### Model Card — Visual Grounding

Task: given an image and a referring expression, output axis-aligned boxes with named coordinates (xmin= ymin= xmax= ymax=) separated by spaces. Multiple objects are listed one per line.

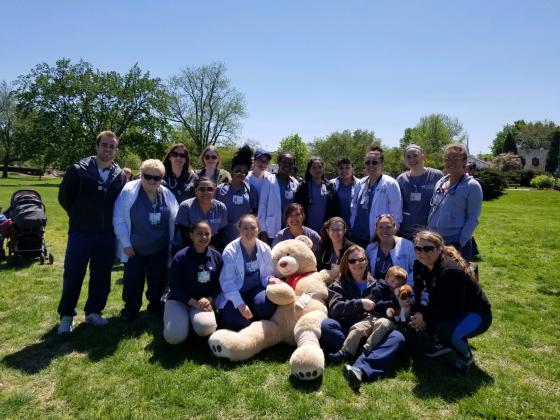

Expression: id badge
xmin=198 ymin=271 xmax=211 ymax=283
xmin=361 ymin=193 xmax=369 ymax=209
xmin=410 ymin=192 xmax=422 ymax=202
xmin=285 ymin=190 xmax=294 ymax=200
xmin=233 ymin=195 xmax=244 ymax=205
xmin=149 ymin=212 xmax=161 ymax=226
xmin=245 ymin=260 xmax=259 ymax=273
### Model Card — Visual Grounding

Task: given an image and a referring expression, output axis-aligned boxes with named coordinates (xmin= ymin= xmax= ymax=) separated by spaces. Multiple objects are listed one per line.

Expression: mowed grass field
xmin=0 ymin=174 xmax=559 ymax=419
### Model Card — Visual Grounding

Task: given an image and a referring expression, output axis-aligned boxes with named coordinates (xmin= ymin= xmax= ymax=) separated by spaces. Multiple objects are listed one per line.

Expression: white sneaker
xmin=57 ymin=316 xmax=74 ymax=334
xmin=85 ymin=313 xmax=109 ymax=327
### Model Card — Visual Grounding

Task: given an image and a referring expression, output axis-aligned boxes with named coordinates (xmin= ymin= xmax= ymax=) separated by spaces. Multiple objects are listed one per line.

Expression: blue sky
xmin=2 ymin=0 xmax=559 ymax=154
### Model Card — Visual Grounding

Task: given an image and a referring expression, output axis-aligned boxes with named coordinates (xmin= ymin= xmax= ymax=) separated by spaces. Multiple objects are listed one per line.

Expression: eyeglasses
xmin=443 ymin=156 xmax=465 ymax=162
xmin=143 ymin=173 xmax=162 ymax=181
xmin=328 ymin=227 xmax=346 ymax=232
xmin=197 ymin=186 xmax=215 ymax=192
xmin=171 ymin=151 xmax=187 ymax=158
xmin=414 ymin=245 xmax=436 ymax=253
xmin=204 ymin=154 xmax=218 ymax=160
xmin=364 ymin=160 xmax=381 ymax=166
xmin=348 ymin=256 xmax=366 ymax=265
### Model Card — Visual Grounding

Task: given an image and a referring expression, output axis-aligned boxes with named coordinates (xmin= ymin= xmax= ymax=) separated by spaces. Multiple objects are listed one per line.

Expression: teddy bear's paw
xmin=208 ymin=330 xmax=238 ymax=360
xmin=289 ymin=344 xmax=324 ymax=381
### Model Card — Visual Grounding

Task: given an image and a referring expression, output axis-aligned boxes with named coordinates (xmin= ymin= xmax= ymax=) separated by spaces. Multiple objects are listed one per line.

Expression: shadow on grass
xmin=411 ymin=355 xmax=493 ymax=402
xmin=1 ymin=313 xmax=161 ymax=375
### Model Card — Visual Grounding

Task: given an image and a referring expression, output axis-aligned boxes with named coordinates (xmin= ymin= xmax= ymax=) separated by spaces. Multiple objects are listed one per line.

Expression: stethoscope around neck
xmin=429 ymin=175 xmax=465 ymax=208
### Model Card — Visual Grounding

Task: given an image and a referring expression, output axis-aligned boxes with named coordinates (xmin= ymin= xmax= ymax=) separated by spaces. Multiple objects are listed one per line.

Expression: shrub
xmin=477 ymin=169 xmax=507 ymax=200
xmin=530 ymin=175 xmax=555 ymax=189
xmin=503 ymin=169 xmax=548 ymax=186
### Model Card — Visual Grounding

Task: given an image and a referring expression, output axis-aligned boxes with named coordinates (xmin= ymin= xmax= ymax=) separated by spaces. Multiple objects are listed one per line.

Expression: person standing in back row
xmin=396 ymin=144 xmax=443 ymax=240
xmin=57 ymin=131 xmax=126 ymax=334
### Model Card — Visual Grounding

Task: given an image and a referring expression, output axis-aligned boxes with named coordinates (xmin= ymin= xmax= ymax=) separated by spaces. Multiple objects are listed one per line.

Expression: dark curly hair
xmin=231 ymin=144 xmax=254 ymax=170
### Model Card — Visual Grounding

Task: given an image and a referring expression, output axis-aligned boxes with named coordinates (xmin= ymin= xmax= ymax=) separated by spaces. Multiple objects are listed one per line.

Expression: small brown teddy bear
xmin=209 ymin=237 xmax=336 ymax=380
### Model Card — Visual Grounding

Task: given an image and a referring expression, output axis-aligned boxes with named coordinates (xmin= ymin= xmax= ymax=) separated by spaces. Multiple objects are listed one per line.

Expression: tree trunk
xmin=2 ymin=153 xmax=9 ymax=178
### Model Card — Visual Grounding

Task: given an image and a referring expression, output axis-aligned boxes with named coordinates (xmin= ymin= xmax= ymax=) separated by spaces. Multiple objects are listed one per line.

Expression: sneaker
xmin=328 ymin=349 xmax=352 ymax=364
xmin=424 ymin=341 xmax=453 ymax=358
xmin=57 ymin=316 xmax=74 ymax=335
xmin=342 ymin=365 xmax=362 ymax=390
xmin=85 ymin=313 xmax=109 ymax=327
xmin=452 ymin=352 xmax=475 ymax=374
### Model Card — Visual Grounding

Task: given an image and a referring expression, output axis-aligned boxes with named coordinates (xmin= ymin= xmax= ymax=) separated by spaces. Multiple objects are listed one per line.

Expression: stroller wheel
xmin=40 ymin=255 xmax=45 ymax=265
xmin=49 ymin=253 xmax=54 ymax=264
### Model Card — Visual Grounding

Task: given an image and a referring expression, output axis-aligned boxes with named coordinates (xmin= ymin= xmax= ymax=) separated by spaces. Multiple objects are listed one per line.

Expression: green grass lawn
xmin=1 ymin=174 xmax=559 ymax=419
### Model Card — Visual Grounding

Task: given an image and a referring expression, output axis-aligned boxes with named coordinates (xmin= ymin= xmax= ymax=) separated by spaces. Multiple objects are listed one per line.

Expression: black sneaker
xmin=424 ymin=341 xmax=453 ymax=358
xmin=452 ymin=352 xmax=475 ymax=374
xmin=328 ymin=349 xmax=352 ymax=364
xmin=342 ymin=365 xmax=362 ymax=390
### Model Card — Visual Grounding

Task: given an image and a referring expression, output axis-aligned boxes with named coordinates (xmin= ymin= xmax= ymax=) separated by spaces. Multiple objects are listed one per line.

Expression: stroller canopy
xmin=10 ymin=190 xmax=47 ymax=228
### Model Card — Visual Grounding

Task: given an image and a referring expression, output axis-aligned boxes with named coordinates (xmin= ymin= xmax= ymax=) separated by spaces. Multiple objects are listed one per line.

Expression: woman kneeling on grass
xmin=163 ymin=221 xmax=222 ymax=344
xmin=410 ymin=230 xmax=492 ymax=373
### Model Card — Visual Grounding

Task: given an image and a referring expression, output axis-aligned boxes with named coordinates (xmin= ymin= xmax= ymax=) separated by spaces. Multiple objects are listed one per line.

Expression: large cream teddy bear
xmin=208 ymin=237 xmax=336 ymax=380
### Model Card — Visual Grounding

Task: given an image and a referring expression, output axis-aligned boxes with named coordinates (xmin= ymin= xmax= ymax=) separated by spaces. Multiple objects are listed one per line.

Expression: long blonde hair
xmin=414 ymin=230 xmax=476 ymax=282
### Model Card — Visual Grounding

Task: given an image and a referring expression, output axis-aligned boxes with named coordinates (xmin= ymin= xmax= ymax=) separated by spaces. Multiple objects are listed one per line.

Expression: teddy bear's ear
xmin=294 ymin=235 xmax=313 ymax=249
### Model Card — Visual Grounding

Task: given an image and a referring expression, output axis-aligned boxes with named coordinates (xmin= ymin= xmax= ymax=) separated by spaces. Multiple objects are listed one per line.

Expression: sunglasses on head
xmin=414 ymin=245 xmax=436 ymax=253
xmin=143 ymin=173 xmax=162 ymax=181
xmin=204 ymin=154 xmax=218 ymax=160
xmin=364 ymin=160 xmax=381 ymax=166
xmin=348 ymin=256 xmax=366 ymax=265
xmin=171 ymin=151 xmax=187 ymax=158
xmin=197 ymin=186 xmax=215 ymax=192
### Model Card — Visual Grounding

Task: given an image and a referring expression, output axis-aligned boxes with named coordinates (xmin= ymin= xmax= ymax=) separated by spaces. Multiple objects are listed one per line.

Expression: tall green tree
xmin=16 ymin=59 xmax=170 ymax=169
xmin=0 ymin=81 xmax=19 ymax=177
xmin=277 ymin=133 xmax=308 ymax=174
xmin=308 ymin=129 xmax=379 ymax=176
xmin=167 ymin=62 xmax=247 ymax=155
xmin=502 ymin=131 xmax=518 ymax=154
xmin=545 ymin=130 xmax=560 ymax=174
xmin=399 ymin=113 xmax=466 ymax=167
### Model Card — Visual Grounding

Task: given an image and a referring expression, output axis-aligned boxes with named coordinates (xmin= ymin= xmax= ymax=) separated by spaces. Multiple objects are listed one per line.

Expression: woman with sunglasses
xmin=349 ymin=144 xmax=402 ymax=248
xmin=215 ymin=145 xmax=259 ymax=244
xmin=216 ymin=214 xmax=279 ymax=331
xmin=396 ymin=144 xmax=443 ymax=240
xmin=162 ymin=143 xmax=198 ymax=204
xmin=294 ymin=157 xmax=338 ymax=233
xmin=427 ymin=143 xmax=482 ymax=261
xmin=271 ymin=203 xmax=321 ymax=254
xmin=316 ymin=217 xmax=354 ymax=275
xmin=197 ymin=145 xmax=232 ymax=185
xmin=321 ymin=245 xmax=405 ymax=389
xmin=410 ymin=230 xmax=491 ymax=373
xmin=163 ymin=221 xmax=222 ymax=344
xmin=114 ymin=159 xmax=179 ymax=321
xmin=172 ymin=176 xmax=228 ymax=255
xmin=365 ymin=214 xmax=415 ymax=284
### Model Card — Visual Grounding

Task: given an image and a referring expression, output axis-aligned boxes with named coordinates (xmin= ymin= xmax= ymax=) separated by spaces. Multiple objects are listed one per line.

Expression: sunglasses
xmin=364 ymin=160 xmax=381 ymax=166
xmin=414 ymin=245 xmax=436 ymax=253
xmin=143 ymin=173 xmax=162 ymax=181
xmin=197 ymin=186 xmax=215 ymax=192
xmin=171 ymin=151 xmax=187 ymax=158
xmin=348 ymin=256 xmax=366 ymax=265
xmin=204 ymin=154 xmax=218 ymax=160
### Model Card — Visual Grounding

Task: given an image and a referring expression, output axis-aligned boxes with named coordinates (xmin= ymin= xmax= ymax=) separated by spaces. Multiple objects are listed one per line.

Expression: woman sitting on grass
xmin=163 ymin=221 xmax=222 ymax=344
xmin=216 ymin=214 xmax=280 ymax=331
xmin=410 ymin=230 xmax=492 ymax=373
xmin=320 ymin=245 xmax=405 ymax=390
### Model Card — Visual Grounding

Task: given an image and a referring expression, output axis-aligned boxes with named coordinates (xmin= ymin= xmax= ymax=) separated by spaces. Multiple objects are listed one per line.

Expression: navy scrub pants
xmin=57 ymin=231 xmax=115 ymax=317
xmin=220 ymin=286 xmax=276 ymax=331
xmin=121 ymin=248 xmax=168 ymax=317
xmin=321 ymin=318 xmax=405 ymax=381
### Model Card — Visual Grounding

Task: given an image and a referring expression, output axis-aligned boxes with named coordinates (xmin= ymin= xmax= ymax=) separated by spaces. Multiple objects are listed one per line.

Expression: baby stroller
xmin=6 ymin=190 xmax=54 ymax=265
